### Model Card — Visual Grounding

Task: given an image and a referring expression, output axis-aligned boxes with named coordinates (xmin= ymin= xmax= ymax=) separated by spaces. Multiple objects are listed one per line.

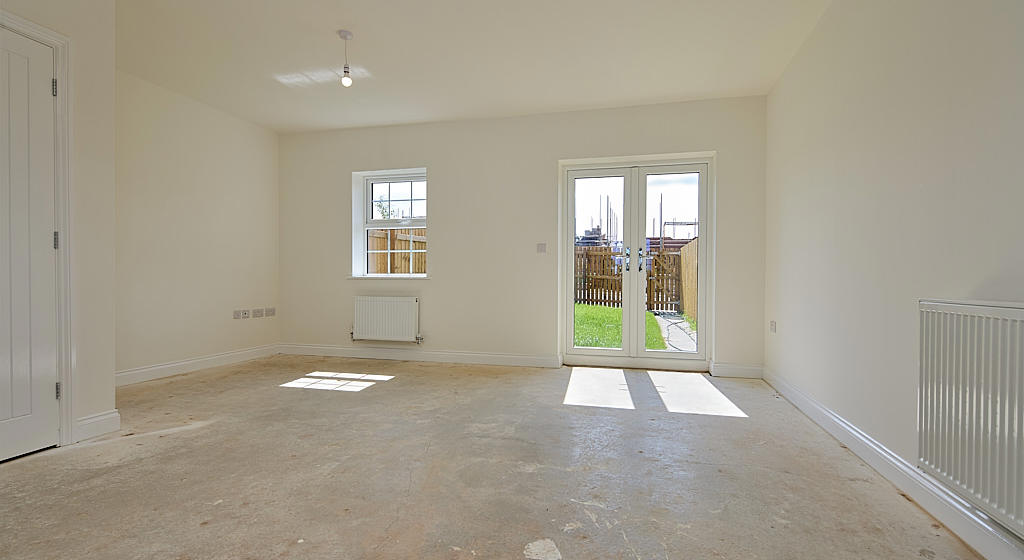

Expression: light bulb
xmin=341 ymin=74 xmax=353 ymax=87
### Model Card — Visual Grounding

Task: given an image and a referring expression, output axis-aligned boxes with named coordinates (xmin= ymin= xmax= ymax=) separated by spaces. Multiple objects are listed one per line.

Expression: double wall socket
xmin=234 ymin=307 xmax=276 ymax=319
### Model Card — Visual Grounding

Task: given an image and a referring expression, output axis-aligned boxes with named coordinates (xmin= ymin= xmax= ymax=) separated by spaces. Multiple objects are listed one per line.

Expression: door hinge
xmin=52 ymin=78 xmax=57 ymax=97
xmin=55 ymin=381 xmax=61 ymax=400
xmin=53 ymin=231 xmax=59 ymax=250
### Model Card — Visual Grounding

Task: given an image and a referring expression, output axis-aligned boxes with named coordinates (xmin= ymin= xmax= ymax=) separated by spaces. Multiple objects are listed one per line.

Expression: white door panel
xmin=567 ymin=169 xmax=632 ymax=357
xmin=0 ymin=27 xmax=58 ymax=461
xmin=634 ymin=164 xmax=707 ymax=361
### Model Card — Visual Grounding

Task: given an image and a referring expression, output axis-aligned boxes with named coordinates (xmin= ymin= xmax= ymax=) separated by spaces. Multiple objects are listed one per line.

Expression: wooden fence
xmin=574 ymin=247 xmax=622 ymax=307
xmin=367 ymin=228 xmax=427 ymax=274
xmin=645 ymin=251 xmax=681 ymax=311
xmin=575 ymin=239 xmax=698 ymax=317
xmin=679 ymin=238 xmax=698 ymax=319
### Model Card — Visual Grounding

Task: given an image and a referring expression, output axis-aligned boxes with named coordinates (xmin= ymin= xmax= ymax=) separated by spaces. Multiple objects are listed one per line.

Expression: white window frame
xmin=351 ymin=167 xmax=428 ymax=278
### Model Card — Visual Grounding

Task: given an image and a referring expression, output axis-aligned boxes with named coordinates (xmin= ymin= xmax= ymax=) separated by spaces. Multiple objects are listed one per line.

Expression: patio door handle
xmin=624 ymin=247 xmax=630 ymax=272
xmin=638 ymin=248 xmax=645 ymax=272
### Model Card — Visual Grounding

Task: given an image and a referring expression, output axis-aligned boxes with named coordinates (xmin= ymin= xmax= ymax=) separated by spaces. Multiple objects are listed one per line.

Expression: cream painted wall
xmin=766 ymin=0 xmax=1024 ymax=461
xmin=116 ymin=71 xmax=279 ymax=371
xmin=2 ymin=0 xmax=118 ymax=428
xmin=281 ymin=98 xmax=766 ymax=367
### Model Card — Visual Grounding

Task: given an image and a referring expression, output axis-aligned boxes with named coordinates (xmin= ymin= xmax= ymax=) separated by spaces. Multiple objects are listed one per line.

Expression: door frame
xmin=1 ymin=10 xmax=73 ymax=446
xmin=558 ymin=152 xmax=716 ymax=372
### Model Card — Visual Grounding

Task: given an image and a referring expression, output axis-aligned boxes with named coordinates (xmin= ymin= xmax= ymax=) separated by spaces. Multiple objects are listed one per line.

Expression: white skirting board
xmin=765 ymin=370 xmax=1024 ymax=560
xmin=709 ymin=361 xmax=763 ymax=378
xmin=117 ymin=344 xmax=754 ymax=384
xmin=115 ymin=344 xmax=279 ymax=386
xmin=116 ymin=343 xmax=557 ymax=390
xmin=277 ymin=344 xmax=561 ymax=368
xmin=72 ymin=410 xmax=121 ymax=443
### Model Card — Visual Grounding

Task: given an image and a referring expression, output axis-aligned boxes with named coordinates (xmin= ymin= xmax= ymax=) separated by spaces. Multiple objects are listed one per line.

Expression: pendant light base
xmin=337 ymin=29 xmax=353 ymax=40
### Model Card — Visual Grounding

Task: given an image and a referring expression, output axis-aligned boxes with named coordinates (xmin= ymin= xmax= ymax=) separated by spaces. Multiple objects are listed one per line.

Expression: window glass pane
xmin=367 ymin=252 xmax=389 ymax=274
xmin=367 ymin=229 xmax=389 ymax=251
xmin=391 ymin=252 xmax=410 ymax=274
xmin=412 ymin=181 xmax=426 ymax=199
xmin=371 ymin=183 xmax=392 ymax=219
xmin=644 ymin=172 xmax=699 ymax=353
xmin=371 ymin=200 xmax=391 ymax=220
xmin=411 ymin=251 xmax=427 ymax=274
xmin=572 ymin=176 xmax=624 ymax=349
xmin=393 ymin=201 xmax=412 ymax=219
xmin=393 ymin=228 xmax=411 ymax=251
xmin=390 ymin=181 xmax=412 ymax=200
xmin=412 ymin=200 xmax=426 ymax=218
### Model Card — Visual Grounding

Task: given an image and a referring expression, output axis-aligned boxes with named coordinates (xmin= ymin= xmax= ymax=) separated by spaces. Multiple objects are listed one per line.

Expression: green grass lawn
xmin=573 ymin=303 xmax=667 ymax=350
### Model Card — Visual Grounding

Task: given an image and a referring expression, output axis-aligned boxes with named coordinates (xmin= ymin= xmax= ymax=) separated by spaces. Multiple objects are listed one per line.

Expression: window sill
xmin=348 ymin=275 xmax=430 ymax=280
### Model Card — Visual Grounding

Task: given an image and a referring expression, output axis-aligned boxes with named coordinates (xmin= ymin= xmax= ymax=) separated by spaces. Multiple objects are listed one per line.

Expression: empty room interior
xmin=2 ymin=0 xmax=1024 ymax=558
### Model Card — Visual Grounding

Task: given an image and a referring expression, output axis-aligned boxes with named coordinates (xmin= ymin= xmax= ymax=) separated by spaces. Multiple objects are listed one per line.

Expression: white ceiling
xmin=116 ymin=0 xmax=830 ymax=132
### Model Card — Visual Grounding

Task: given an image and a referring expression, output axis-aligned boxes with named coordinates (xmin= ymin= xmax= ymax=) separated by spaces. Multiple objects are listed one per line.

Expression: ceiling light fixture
xmin=337 ymin=29 xmax=354 ymax=87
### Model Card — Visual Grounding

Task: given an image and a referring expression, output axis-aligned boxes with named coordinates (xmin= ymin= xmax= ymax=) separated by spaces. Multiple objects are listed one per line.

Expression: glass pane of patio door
xmin=572 ymin=174 xmax=626 ymax=350
xmin=641 ymin=169 xmax=700 ymax=354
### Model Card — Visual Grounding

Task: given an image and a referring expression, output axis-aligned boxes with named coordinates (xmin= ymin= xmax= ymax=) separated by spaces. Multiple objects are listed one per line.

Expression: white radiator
xmin=919 ymin=299 xmax=1024 ymax=539
xmin=353 ymin=296 xmax=421 ymax=343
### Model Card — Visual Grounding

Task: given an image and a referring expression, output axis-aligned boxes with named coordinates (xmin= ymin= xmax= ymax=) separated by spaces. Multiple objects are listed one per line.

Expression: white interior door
xmin=0 ymin=27 xmax=59 ymax=461
xmin=565 ymin=161 xmax=709 ymax=370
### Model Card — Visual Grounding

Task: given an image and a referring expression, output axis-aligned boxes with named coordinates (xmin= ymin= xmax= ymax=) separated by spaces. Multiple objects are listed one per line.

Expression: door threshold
xmin=563 ymin=355 xmax=709 ymax=373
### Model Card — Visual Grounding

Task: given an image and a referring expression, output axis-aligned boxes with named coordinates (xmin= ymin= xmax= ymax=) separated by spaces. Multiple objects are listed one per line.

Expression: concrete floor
xmin=0 ymin=355 xmax=979 ymax=559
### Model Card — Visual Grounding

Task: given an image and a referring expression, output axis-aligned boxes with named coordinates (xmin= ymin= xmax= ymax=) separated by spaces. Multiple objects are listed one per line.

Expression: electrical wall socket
xmin=235 ymin=308 xmax=273 ymax=319
xmin=769 ymin=320 xmax=777 ymax=333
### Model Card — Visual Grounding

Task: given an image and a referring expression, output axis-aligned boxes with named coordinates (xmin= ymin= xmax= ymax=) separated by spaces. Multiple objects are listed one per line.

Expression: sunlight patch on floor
xmin=563 ymin=367 xmax=635 ymax=409
xmin=280 ymin=378 xmax=375 ymax=391
xmin=279 ymin=372 xmax=394 ymax=392
xmin=648 ymin=371 xmax=747 ymax=417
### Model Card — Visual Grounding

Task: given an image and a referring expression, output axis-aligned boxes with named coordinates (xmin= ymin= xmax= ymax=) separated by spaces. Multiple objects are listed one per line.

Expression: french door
xmin=564 ymin=162 xmax=709 ymax=369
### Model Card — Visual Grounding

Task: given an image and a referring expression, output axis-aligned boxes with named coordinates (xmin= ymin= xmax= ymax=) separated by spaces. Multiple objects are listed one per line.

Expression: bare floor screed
xmin=0 ymin=355 xmax=979 ymax=559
